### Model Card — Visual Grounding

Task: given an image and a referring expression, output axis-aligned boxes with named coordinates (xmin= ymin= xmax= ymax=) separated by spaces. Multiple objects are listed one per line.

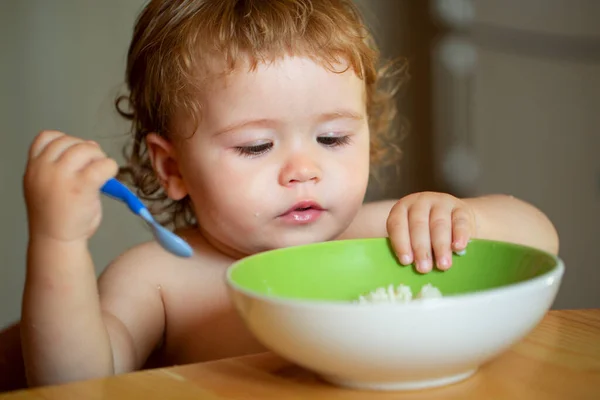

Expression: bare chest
xmin=150 ymin=266 xmax=267 ymax=367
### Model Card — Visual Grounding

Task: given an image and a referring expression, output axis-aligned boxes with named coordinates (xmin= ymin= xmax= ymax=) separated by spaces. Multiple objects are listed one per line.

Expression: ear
xmin=146 ymin=133 xmax=188 ymax=201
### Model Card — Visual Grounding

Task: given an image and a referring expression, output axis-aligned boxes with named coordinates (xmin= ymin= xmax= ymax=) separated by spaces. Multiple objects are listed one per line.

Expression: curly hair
xmin=116 ymin=0 xmax=408 ymax=229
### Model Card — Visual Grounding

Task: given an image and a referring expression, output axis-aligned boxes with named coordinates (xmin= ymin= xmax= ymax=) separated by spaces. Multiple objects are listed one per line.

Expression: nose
xmin=278 ymin=153 xmax=322 ymax=187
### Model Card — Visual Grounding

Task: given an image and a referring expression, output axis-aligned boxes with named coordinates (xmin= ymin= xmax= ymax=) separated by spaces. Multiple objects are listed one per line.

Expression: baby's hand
xmin=23 ymin=131 xmax=119 ymax=243
xmin=386 ymin=192 xmax=477 ymax=273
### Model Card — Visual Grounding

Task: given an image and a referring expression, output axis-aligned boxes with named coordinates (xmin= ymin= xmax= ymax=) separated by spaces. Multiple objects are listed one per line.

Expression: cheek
xmin=345 ymin=136 xmax=371 ymax=200
xmin=340 ymin=135 xmax=370 ymax=181
xmin=187 ymin=155 xmax=276 ymax=220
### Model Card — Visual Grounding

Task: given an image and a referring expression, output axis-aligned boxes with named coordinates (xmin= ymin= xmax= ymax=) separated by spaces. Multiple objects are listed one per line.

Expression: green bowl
xmin=226 ymin=238 xmax=564 ymax=391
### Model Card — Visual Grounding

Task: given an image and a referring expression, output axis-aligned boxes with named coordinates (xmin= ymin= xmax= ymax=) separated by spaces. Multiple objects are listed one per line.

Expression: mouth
xmin=281 ymin=201 xmax=325 ymax=216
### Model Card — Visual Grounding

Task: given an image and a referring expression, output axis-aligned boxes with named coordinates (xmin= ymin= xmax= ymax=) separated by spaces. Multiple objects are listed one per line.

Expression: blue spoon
xmin=100 ymin=178 xmax=193 ymax=258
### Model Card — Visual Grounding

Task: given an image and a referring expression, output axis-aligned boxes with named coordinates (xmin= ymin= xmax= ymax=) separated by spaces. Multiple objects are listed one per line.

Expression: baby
xmin=17 ymin=0 xmax=559 ymax=388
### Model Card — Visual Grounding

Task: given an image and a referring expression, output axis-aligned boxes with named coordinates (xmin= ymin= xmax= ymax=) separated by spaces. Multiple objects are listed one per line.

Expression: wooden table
xmin=2 ymin=309 xmax=599 ymax=399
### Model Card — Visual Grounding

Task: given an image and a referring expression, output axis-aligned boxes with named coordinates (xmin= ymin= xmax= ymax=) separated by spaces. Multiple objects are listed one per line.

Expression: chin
xmin=260 ymin=229 xmax=341 ymax=251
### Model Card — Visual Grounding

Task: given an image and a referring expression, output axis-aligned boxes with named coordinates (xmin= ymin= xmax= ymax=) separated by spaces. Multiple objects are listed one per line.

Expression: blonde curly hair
xmin=116 ymin=0 xmax=408 ymax=229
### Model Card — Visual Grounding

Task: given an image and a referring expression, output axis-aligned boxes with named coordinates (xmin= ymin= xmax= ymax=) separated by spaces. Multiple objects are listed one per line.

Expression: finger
xmin=80 ymin=158 xmax=119 ymax=188
xmin=29 ymin=130 xmax=65 ymax=159
xmin=429 ymin=205 xmax=453 ymax=270
xmin=38 ymin=135 xmax=85 ymax=162
xmin=408 ymin=202 xmax=433 ymax=273
xmin=386 ymin=203 xmax=413 ymax=265
xmin=452 ymin=207 xmax=473 ymax=254
xmin=56 ymin=141 xmax=107 ymax=172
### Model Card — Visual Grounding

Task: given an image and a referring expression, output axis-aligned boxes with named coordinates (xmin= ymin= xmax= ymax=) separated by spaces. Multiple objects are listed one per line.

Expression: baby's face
xmin=172 ymin=55 xmax=370 ymax=257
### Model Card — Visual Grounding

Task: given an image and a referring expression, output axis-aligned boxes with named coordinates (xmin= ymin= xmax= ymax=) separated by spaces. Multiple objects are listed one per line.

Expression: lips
xmin=281 ymin=201 xmax=324 ymax=216
xmin=278 ymin=201 xmax=325 ymax=225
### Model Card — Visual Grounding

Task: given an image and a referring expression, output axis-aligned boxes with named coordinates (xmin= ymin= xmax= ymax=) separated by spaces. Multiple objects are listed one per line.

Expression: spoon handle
xmin=100 ymin=178 xmax=146 ymax=215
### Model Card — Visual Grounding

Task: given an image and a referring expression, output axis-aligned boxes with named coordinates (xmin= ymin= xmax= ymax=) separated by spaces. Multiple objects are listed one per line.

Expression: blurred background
xmin=0 ymin=0 xmax=598 ymax=329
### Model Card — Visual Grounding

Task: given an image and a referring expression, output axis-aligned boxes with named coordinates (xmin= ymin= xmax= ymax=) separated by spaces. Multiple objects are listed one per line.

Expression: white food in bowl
xmin=357 ymin=283 xmax=442 ymax=303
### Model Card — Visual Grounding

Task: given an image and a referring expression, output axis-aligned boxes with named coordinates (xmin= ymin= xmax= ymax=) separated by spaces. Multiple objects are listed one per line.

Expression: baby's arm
xmin=463 ymin=194 xmax=559 ymax=255
xmin=21 ymin=241 xmax=166 ymax=387
xmin=21 ymin=131 xmax=165 ymax=387
xmin=22 ymin=237 xmax=113 ymax=385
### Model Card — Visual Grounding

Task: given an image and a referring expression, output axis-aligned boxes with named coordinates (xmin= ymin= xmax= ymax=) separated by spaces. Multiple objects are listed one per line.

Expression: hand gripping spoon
xmin=100 ymin=178 xmax=193 ymax=258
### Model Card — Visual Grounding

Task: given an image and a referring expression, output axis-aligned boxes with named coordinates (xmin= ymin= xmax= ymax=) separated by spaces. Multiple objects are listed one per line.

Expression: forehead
xmin=200 ymin=55 xmax=366 ymax=121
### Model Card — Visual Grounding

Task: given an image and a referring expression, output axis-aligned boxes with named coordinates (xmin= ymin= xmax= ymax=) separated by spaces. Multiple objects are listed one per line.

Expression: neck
xmin=195 ymin=226 xmax=254 ymax=261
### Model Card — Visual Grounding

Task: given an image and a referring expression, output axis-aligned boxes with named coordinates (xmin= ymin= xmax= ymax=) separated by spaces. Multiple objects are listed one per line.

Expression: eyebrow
xmin=213 ymin=109 xmax=365 ymax=136
xmin=315 ymin=110 xmax=365 ymax=123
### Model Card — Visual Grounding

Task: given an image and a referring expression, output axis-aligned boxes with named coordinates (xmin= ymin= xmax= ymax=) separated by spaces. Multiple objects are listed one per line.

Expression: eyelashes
xmin=234 ymin=135 xmax=352 ymax=158
xmin=316 ymin=135 xmax=351 ymax=147
xmin=234 ymin=142 xmax=272 ymax=157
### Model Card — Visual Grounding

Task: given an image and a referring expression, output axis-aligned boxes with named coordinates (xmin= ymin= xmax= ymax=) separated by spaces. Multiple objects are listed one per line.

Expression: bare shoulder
xmin=337 ymin=200 xmax=397 ymax=240
xmin=98 ymin=240 xmax=184 ymax=290
xmin=98 ymin=229 xmax=228 ymax=289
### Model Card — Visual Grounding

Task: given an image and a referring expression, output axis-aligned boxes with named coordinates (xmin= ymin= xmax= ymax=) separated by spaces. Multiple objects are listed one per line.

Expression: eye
xmin=317 ymin=135 xmax=352 ymax=148
xmin=234 ymin=142 xmax=273 ymax=157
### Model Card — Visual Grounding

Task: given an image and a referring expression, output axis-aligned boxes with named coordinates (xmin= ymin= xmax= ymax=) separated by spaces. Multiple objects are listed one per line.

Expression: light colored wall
xmin=0 ymin=0 xmax=151 ymax=328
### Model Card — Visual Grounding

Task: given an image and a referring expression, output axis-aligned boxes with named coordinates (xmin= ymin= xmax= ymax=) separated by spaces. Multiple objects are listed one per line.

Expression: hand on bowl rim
xmin=386 ymin=192 xmax=477 ymax=274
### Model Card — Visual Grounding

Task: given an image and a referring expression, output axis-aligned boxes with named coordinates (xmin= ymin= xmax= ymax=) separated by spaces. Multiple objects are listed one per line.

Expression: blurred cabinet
xmin=431 ymin=0 xmax=600 ymax=309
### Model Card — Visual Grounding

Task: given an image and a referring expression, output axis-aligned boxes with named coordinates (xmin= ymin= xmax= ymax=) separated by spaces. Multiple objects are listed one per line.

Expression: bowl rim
xmin=225 ymin=238 xmax=565 ymax=310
